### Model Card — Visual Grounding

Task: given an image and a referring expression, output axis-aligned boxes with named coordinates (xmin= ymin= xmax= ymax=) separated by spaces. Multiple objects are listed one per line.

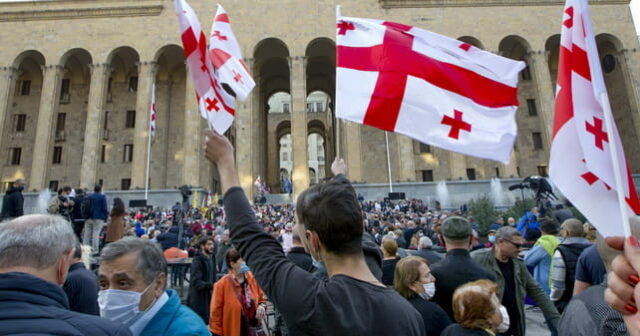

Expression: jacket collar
xmin=445 ymin=248 xmax=470 ymax=257
xmin=140 ymin=290 xmax=180 ymax=336
xmin=68 ymin=262 xmax=86 ymax=273
xmin=0 ymin=272 xmax=69 ymax=309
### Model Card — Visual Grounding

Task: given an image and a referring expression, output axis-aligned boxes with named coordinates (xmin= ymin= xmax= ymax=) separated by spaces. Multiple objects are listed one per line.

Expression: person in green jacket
xmin=472 ymin=226 xmax=560 ymax=336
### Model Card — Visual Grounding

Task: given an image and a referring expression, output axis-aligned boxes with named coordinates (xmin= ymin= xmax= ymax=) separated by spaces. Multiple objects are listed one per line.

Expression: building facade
xmin=0 ymin=0 xmax=639 ymax=201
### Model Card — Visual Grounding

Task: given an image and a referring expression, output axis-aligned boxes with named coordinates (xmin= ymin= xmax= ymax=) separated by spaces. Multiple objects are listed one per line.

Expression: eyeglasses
xmin=504 ymin=239 xmax=523 ymax=249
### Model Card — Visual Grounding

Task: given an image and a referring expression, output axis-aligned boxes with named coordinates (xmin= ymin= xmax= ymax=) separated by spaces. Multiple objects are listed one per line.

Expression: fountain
xmin=490 ymin=178 xmax=506 ymax=206
xmin=436 ymin=181 xmax=450 ymax=210
xmin=36 ymin=188 xmax=52 ymax=214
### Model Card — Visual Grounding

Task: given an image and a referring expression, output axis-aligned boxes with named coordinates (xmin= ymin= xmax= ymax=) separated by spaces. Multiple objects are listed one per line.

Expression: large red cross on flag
xmin=208 ymin=5 xmax=255 ymax=102
xmin=336 ymin=16 xmax=525 ymax=163
xmin=174 ymin=0 xmax=235 ymax=134
xmin=549 ymin=0 xmax=640 ymax=237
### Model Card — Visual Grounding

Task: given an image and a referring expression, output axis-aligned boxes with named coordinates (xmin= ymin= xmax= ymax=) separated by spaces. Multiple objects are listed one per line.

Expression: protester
xmin=516 ymin=206 xmax=540 ymax=240
xmin=430 ymin=216 xmax=496 ymax=319
xmin=85 ymin=184 xmax=109 ymax=251
xmin=203 ymin=130 xmax=424 ymax=335
xmin=99 ymin=237 xmax=209 ymax=336
xmin=488 ymin=217 xmax=505 ymax=232
xmin=413 ymin=236 xmax=443 ymax=265
xmin=550 ymin=218 xmax=592 ymax=313
xmin=105 ymin=197 xmax=127 ymax=245
xmin=63 ymin=242 xmax=100 ymax=315
xmin=286 ymin=230 xmax=316 ymax=273
xmin=188 ymin=236 xmax=217 ymax=324
xmin=48 ymin=187 xmax=74 ymax=222
xmin=441 ymin=279 xmax=507 ymax=336
xmin=394 ymin=256 xmax=451 ymax=335
xmin=216 ymin=229 xmax=232 ymax=271
xmin=210 ymin=248 xmax=267 ymax=336
xmin=472 ymin=226 xmax=560 ymax=336
xmin=71 ymin=188 xmax=87 ymax=240
xmin=573 ymin=243 xmax=607 ymax=296
xmin=281 ymin=223 xmax=294 ymax=253
xmin=381 ymin=235 xmax=400 ymax=286
xmin=0 ymin=179 xmax=25 ymax=221
xmin=0 ymin=214 xmax=131 ymax=335
xmin=524 ymin=217 xmax=560 ymax=295
xmin=157 ymin=225 xmax=180 ymax=251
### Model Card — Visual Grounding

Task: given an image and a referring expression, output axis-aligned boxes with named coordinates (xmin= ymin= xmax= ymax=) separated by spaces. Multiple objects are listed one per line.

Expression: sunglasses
xmin=504 ymin=239 xmax=523 ymax=249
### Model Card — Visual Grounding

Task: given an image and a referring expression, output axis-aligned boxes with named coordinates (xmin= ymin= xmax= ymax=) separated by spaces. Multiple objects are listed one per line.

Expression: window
xmin=100 ymin=145 xmax=106 ymax=163
xmin=107 ymin=77 xmax=113 ymax=92
xmin=49 ymin=180 xmax=59 ymax=192
xmin=466 ymin=168 xmax=477 ymax=180
xmin=121 ymin=178 xmax=131 ymax=190
xmin=421 ymin=170 xmax=434 ymax=182
xmin=306 ymin=103 xmax=313 ymax=112
xmin=495 ymin=167 xmax=500 ymax=178
xmin=527 ymin=99 xmax=537 ymax=116
xmin=532 ymin=132 xmax=543 ymax=150
xmin=419 ymin=143 xmax=431 ymax=153
xmin=20 ymin=80 xmax=31 ymax=96
xmin=521 ymin=62 xmax=532 ymax=80
xmin=56 ymin=113 xmax=66 ymax=132
xmin=123 ymin=144 xmax=133 ymax=162
xmin=282 ymin=152 xmax=288 ymax=161
xmin=537 ymin=165 xmax=549 ymax=177
xmin=128 ymin=76 xmax=138 ymax=92
xmin=602 ymin=54 xmax=616 ymax=74
xmin=282 ymin=103 xmax=290 ymax=113
xmin=316 ymin=102 xmax=323 ymax=112
xmin=13 ymin=114 xmax=26 ymax=132
xmin=8 ymin=148 xmax=21 ymax=165
xmin=52 ymin=146 xmax=62 ymax=164
xmin=517 ymin=166 xmax=521 ymax=177
xmin=60 ymin=79 xmax=70 ymax=103
xmin=126 ymin=110 xmax=136 ymax=128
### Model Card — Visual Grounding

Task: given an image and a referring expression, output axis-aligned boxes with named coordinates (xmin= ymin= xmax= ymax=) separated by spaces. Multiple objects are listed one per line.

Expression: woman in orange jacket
xmin=210 ymin=248 xmax=267 ymax=336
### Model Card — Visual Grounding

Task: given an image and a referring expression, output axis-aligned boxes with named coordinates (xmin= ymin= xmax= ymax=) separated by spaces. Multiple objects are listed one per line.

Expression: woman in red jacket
xmin=210 ymin=248 xmax=267 ymax=336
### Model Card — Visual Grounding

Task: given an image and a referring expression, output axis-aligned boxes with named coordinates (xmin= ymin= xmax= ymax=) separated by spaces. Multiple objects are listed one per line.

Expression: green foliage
xmin=500 ymin=198 xmax=536 ymax=223
xmin=468 ymin=196 xmax=497 ymax=235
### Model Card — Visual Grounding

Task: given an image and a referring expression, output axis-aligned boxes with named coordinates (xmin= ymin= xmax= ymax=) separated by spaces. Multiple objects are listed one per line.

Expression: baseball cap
xmin=441 ymin=216 xmax=472 ymax=240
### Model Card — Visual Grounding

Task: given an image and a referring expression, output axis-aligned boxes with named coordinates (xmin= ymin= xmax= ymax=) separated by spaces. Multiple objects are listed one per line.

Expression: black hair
xmin=539 ymin=217 xmax=560 ymax=235
xmin=94 ymin=184 xmax=102 ymax=193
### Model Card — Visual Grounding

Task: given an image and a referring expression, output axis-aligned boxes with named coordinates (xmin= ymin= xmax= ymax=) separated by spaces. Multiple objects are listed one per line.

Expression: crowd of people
xmin=0 ymin=129 xmax=639 ymax=335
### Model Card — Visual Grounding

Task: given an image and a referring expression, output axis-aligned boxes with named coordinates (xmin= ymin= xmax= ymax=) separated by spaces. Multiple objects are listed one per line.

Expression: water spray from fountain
xmin=436 ymin=181 xmax=450 ymax=210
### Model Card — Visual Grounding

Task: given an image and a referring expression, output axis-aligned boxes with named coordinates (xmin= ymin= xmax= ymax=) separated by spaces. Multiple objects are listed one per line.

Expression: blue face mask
xmin=489 ymin=235 xmax=496 ymax=243
xmin=239 ymin=262 xmax=250 ymax=274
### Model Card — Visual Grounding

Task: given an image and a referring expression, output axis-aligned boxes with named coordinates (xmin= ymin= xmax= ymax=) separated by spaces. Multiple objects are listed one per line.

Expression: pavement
xmin=525 ymin=305 xmax=553 ymax=336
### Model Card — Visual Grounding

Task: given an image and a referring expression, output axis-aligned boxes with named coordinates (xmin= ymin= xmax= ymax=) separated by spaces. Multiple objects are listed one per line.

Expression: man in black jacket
xmin=0 ymin=214 xmax=131 ymax=336
xmin=430 ymin=216 xmax=497 ymax=319
xmin=413 ymin=236 xmax=444 ymax=265
xmin=63 ymin=241 xmax=100 ymax=315
xmin=0 ymin=179 xmax=25 ymax=221
xmin=187 ymin=236 xmax=217 ymax=324
xmin=287 ymin=230 xmax=316 ymax=273
xmin=203 ymin=130 xmax=424 ymax=336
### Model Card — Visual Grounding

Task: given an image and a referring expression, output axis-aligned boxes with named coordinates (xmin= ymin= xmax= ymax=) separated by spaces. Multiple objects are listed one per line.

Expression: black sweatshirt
xmin=224 ymin=186 xmax=425 ymax=336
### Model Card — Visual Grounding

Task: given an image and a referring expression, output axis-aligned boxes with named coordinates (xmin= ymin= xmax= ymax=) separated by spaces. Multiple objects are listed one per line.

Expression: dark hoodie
xmin=0 ymin=186 xmax=23 ymax=220
xmin=157 ymin=225 xmax=180 ymax=250
xmin=313 ymin=231 xmax=383 ymax=281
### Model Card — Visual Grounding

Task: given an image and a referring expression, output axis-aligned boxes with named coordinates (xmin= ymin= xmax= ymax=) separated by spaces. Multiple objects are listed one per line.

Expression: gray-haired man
xmin=0 ymin=214 xmax=131 ymax=335
xmin=98 ymin=237 xmax=208 ymax=336
xmin=472 ymin=226 xmax=560 ymax=336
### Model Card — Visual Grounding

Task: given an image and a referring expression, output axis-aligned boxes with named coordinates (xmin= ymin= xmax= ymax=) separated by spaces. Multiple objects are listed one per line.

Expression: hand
xmin=605 ymin=236 xmax=640 ymax=335
xmin=203 ymin=129 xmax=234 ymax=166
xmin=255 ymin=305 xmax=266 ymax=320
xmin=331 ymin=157 xmax=348 ymax=176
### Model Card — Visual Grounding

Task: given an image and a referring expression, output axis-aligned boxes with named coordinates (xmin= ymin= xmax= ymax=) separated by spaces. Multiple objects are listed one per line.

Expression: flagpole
xmin=335 ymin=5 xmax=342 ymax=160
xmin=384 ymin=131 xmax=393 ymax=193
xmin=600 ymin=92 xmax=631 ymax=237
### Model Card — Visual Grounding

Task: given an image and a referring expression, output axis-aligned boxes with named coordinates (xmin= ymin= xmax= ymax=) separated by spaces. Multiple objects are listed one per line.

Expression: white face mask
xmin=420 ymin=282 xmax=436 ymax=300
xmin=496 ymin=305 xmax=510 ymax=333
xmin=98 ymin=280 xmax=155 ymax=326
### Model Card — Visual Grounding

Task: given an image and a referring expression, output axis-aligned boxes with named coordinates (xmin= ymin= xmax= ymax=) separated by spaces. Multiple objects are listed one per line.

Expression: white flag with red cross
xmin=209 ymin=5 xmax=255 ymax=101
xmin=150 ymin=83 xmax=157 ymax=137
xmin=174 ymin=0 xmax=235 ymax=134
xmin=549 ymin=0 xmax=640 ymax=237
xmin=335 ymin=16 xmax=525 ymax=163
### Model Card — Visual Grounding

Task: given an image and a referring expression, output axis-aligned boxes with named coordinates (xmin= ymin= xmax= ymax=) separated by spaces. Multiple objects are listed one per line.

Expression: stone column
xmin=80 ymin=63 xmax=110 ymax=189
xmin=0 ymin=67 xmax=18 ymax=179
xmin=157 ymin=80 xmax=172 ymax=189
xmin=236 ymin=58 xmax=255 ymax=199
xmin=30 ymin=65 xmax=64 ymax=190
xmin=289 ymin=56 xmax=309 ymax=197
xmin=528 ymin=51 xmax=555 ymax=148
xmin=182 ymin=66 xmax=200 ymax=187
xmin=342 ymin=121 xmax=363 ymax=182
xmin=449 ymin=152 xmax=467 ymax=180
xmin=396 ymin=134 xmax=416 ymax=181
xmin=618 ymin=49 xmax=640 ymax=147
xmin=130 ymin=61 xmax=157 ymax=189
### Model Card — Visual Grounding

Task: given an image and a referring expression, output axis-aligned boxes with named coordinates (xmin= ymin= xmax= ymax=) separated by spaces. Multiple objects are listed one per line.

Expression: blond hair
xmin=393 ymin=256 xmax=428 ymax=299
xmin=381 ymin=236 xmax=398 ymax=257
xmin=452 ymin=280 xmax=500 ymax=331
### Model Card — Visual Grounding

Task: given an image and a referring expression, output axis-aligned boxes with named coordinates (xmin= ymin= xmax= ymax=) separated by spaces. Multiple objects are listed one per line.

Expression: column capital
xmin=287 ymin=56 xmax=308 ymax=69
xmin=88 ymin=63 xmax=112 ymax=75
xmin=136 ymin=61 xmax=158 ymax=74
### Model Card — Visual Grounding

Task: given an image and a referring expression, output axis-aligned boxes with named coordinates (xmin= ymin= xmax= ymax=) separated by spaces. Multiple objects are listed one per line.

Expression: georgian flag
xmin=174 ymin=0 xmax=235 ymax=134
xmin=336 ymin=16 xmax=525 ymax=163
xmin=150 ymin=84 xmax=157 ymax=137
xmin=209 ymin=5 xmax=255 ymax=101
xmin=549 ymin=0 xmax=640 ymax=237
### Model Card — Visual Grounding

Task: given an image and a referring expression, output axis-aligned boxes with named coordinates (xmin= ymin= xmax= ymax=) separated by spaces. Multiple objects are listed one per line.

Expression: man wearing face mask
xmin=98 ymin=237 xmax=209 ymax=336
xmin=203 ymin=130 xmax=424 ymax=335
xmin=0 ymin=214 xmax=131 ymax=335
xmin=394 ymin=256 xmax=452 ymax=335
xmin=0 ymin=178 xmax=25 ymax=221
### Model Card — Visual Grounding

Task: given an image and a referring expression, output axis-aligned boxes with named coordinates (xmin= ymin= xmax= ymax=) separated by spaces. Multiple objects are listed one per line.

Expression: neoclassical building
xmin=0 ymin=0 xmax=639 ymax=200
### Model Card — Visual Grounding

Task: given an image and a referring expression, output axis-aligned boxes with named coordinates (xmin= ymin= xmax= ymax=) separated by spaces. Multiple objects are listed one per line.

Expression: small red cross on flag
xmin=212 ymin=30 xmax=227 ymax=41
xmin=232 ymin=70 xmax=243 ymax=84
xmin=205 ymin=97 xmax=219 ymax=112
xmin=441 ymin=110 xmax=472 ymax=140
xmin=585 ymin=116 xmax=608 ymax=150
xmin=337 ymin=20 xmax=355 ymax=35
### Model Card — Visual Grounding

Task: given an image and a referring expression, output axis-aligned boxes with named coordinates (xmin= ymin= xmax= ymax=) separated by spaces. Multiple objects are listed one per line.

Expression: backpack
xmin=48 ymin=197 xmax=61 ymax=214
xmin=81 ymin=195 xmax=93 ymax=220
